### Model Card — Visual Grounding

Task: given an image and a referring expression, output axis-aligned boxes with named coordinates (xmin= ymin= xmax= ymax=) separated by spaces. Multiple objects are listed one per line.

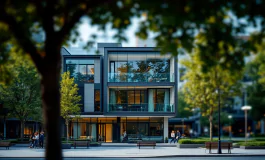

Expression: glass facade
xmin=94 ymin=90 xmax=100 ymax=112
xmin=109 ymin=88 xmax=173 ymax=112
xmin=108 ymin=52 xmax=174 ymax=82
xmin=66 ymin=59 xmax=94 ymax=83
xmin=69 ymin=117 xmax=164 ymax=143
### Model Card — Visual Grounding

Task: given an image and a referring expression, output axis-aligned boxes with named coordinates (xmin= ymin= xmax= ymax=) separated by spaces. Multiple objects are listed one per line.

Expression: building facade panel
xmin=84 ymin=84 xmax=94 ymax=112
xmin=94 ymin=59 xmax=100 ymax=83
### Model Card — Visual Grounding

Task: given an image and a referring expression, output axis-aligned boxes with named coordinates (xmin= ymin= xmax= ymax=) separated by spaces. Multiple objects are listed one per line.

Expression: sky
xmin=72 ymin=17 xmax=140 ymax=48
xmin=68 ymin=14 xmax=261 ymax=55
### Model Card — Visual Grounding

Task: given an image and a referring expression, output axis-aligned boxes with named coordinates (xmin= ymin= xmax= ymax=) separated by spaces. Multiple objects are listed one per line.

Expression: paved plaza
xmin=0 ymin=145 xmax=264 ymax=158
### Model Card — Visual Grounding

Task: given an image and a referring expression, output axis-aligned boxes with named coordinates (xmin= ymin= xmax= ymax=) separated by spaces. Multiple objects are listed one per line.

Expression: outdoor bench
xmin=74 ymin=140 xmax=90 ymax=149
xmin=137 ymin=141 xmax=156 ymax=149
xmin=205 ymin=141 xmax=233 ymax=154
xmin=0 ymin=141 xmax=11 ymax=150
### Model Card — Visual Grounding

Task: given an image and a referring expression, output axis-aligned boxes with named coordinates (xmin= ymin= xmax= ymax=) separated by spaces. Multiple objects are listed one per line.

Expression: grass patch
xmin=254 ymin=138 xmax=265 ymax=141
xmin=239 ymin=141 xmax=265 ymax=146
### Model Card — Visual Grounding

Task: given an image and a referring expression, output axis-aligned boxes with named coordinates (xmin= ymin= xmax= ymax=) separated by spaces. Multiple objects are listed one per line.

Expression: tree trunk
xmin=20 ymin=121 xmax=25 ymax=141
xmin=209 ymin=115 xmax=213 ymax=141
xmin=41 ymin=65 xmax=62 ymax=160
xmin=66 ymin=120 xmax=69 ymax=143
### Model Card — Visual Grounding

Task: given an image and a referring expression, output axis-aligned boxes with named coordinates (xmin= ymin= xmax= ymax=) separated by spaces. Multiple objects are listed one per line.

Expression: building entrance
xmin=98 ymin=123 xmax=113 ymax=142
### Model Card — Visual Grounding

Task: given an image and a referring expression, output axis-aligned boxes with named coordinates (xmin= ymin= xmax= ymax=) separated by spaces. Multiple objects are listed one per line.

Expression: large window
xmin=109 ymin=88 xmax=172 ymax=112
xmin=148 ymin=89 xmax=170 ymax=112
xmin=66 ymin=59 xmax=94 ymax=83
xmin=109 ymin=89 xmax=147 ymax=111
xmin=108 ymin=52 xmax=172 ymax=82
xmin=122 ymin=117 xmax=163 ymax=142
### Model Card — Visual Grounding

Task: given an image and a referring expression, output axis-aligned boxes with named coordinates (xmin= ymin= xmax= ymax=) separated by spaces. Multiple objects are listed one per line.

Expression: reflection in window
xmin=108 ymin=52 xmax=171 ymax=82
xmin=66 ymin=59 xmax=94 ymax=83
xmin=94 ymin=90 xmax=100 ymax=112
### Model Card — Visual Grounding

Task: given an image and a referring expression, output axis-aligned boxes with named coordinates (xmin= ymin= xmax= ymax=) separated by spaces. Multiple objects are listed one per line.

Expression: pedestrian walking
xmin=170 ymin=130 xmax=175 ymax=144
xmin=174 ymin=130 xmax=181 ymax=143
xmin=29 ymin=133 xmax=35 ymax=148
xmin=39 ymin=131 xmax=44 ymax=148
xmin=122 ymin=130 xmax=128 ymax=142
xmin=34 ymin=132 xmax=39 ymax=148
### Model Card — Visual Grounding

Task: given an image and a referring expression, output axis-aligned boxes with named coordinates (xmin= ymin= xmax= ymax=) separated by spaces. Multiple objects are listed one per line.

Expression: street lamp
xmin=216 ymin=88 xmax=222 ymax=154
xmin=241 ymin=106 xmax=251 ymax=144
xmin=228 ymin=115 xmax=232 ymax=140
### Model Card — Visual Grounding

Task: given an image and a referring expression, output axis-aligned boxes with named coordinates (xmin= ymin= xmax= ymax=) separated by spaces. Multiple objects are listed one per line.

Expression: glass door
xmin=98 ymin=124 xmax=105 ymax=142
xmin=106 ymin=124 xmax=113 ymax=142
xmin=98 ymin=123 xmax=113 ymax=142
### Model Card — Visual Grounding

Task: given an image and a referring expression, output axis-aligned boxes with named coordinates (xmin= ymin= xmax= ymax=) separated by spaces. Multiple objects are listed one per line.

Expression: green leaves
xmin=60 ymin=71 xmax=81 ymax=122
xmin=0 ymin=52 xmax=41 ymax=122
xmin=181 ymin=49 xmax=242 ymax=139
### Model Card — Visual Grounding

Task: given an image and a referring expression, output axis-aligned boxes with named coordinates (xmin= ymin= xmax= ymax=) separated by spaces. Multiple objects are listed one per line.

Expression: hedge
xmin=239 ymin=141 xmax=265 ymax=146
xmin=178 ymin=139 xmax=217 ymax=144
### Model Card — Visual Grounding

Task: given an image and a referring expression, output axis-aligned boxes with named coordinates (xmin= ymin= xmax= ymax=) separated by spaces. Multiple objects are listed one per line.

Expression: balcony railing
xmin=108 ymin=73 xmax=174 ymax=82
xmin=108 ymin=103 xmax=174 ymax=112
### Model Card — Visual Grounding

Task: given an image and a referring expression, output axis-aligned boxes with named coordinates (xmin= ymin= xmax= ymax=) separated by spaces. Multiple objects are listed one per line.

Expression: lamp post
xmin=228 ymin=115 xmax=232 ymax=140
xmin=241 ymin=106 xmax=251 ymax=144
xmin=216 ymin=88 xmax=222 ymax=154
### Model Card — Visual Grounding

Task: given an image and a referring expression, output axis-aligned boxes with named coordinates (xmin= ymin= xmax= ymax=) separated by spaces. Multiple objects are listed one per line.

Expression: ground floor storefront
xmin=65 ymin=117 xmax=169 ymax=143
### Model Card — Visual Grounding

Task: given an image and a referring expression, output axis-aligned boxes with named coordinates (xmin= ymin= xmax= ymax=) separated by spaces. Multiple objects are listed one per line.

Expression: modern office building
xmin=61 ymin=43 xmax=177 ymax=143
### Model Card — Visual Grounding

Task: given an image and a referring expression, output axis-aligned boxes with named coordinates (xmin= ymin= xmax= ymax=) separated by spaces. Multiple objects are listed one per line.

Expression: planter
xmin=177 ymin=143 xmax=204 ymax=148
xmin=165 ymin=140 xmax=168 ymax=143
xmin=62 ymin=143 xmax=72 ymax=149
xmin=240 ymin=146 xmax=265 ymax=149
xmin=90 ymin=143 xmax=101 ymax=147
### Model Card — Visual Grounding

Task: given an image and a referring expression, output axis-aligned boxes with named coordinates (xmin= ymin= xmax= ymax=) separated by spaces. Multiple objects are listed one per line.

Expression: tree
xmin=177 ymin=91 xmax=193 ymax=118
xmin=245 ymin=46 xmax=265 ymax=121
xmin=60 ymin=71 xmax=81 ymax=143
xmin=1 ymin=1 xmax=265 ymax=159
xmin=181 ymin=50 xmax=242 ymax=141
xmin=0 ymin=52 xmax=41 ymax=140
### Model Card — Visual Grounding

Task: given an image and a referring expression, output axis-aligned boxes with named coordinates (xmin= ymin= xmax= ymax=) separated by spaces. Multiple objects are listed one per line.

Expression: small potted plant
xmin=165 ymin=137 xmax=168 ymax=143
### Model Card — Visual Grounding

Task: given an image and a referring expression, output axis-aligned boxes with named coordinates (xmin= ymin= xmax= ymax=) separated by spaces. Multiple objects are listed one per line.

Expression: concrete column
xmin=73 ymin=123 xmax=81 ymax=139
xmin=261 ymin=120 xmax=265 ymax=134
xmin=163 ymin=117 xmax=168 ymax=140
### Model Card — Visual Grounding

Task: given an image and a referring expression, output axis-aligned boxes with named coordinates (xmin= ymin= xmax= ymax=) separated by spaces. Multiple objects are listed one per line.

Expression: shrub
xmin=178 ymin=139 xmax=215 ymax=144
xmin=177 ymin=138 xmax=233 ymax=144
xmin=1 ymin=139 xmax=18 ymax=143
xmin=253 ymin=134 xmax=265 ymax=137
xmin=239 ymin=142 xmax=265 ymax=146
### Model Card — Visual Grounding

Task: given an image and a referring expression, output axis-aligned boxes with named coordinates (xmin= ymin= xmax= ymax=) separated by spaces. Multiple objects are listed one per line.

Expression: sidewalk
xmin=0 ymin=145 xmax=265 ymax=158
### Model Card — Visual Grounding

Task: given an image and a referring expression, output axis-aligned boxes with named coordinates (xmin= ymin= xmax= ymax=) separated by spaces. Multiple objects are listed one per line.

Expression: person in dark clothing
xmin=39 ymin=131 xmax=44 ymax=148
xmin=122 ymin=131 xmax=128 ymax=142
xmin=174 ymin=130 xmax=181 ymax=143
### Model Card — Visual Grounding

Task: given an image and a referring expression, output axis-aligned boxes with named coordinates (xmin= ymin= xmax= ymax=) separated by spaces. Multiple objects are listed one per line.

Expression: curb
xmin=0 ymin=153 xmax=265 ymax=159
xmin=1 ymin=154 xmax=265 ymax=159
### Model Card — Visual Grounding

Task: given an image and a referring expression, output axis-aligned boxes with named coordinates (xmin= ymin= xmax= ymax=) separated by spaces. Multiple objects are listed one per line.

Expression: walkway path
xmin=0 ymin=146 xmax=264 ymax=158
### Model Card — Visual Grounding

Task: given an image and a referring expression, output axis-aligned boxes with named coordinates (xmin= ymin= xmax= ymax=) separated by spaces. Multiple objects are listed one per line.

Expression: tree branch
xmin=0 ymin=8 xmax=44 ymax=73
xmin=57 ymin=0 xmax=112 ymax=43
xmin=57 ymin=9 xmax=86 ymax=43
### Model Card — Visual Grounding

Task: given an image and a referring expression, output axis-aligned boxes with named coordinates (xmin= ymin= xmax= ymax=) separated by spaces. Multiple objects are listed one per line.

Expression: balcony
xmin=108 ymin=73 xmax=175 ymax=82
xmin=108 ymin=103 xmax=174 ymax=112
